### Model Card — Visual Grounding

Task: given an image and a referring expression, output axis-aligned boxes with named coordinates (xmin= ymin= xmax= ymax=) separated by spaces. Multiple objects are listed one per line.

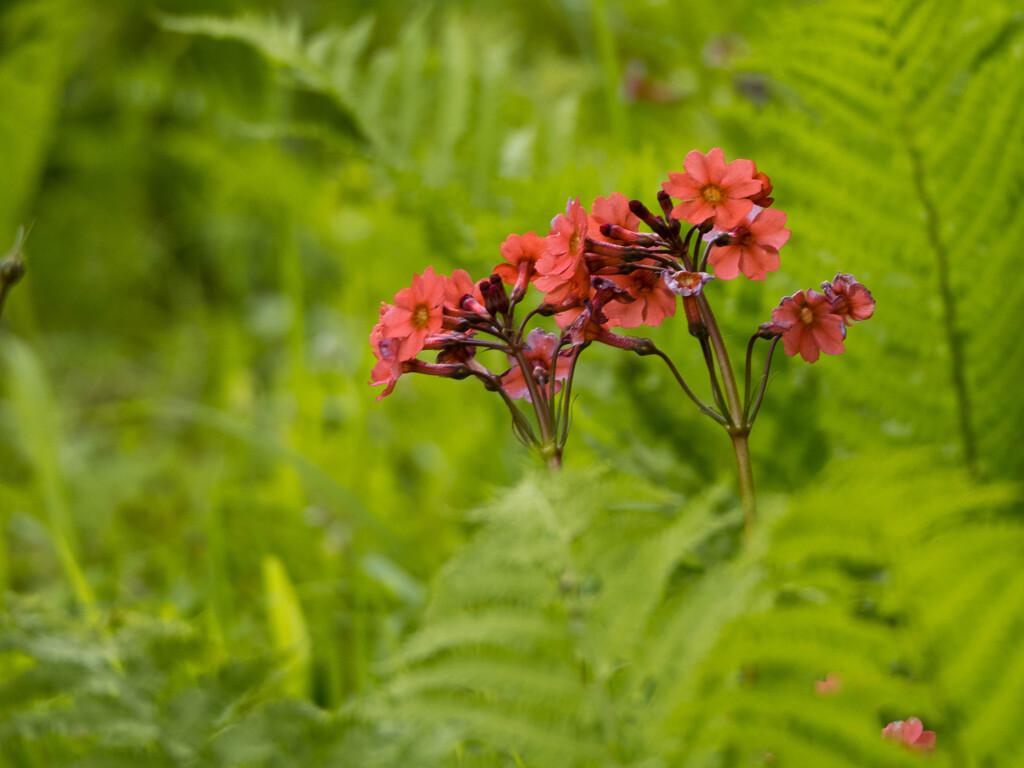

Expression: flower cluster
xmin=369 ymin=148 xmax=874 ymax=474
xmin=759 ymin=273 xmax=875 ymax=363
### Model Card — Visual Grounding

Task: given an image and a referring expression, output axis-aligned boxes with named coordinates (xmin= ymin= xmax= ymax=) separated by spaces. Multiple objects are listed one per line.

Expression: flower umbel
xmin=368 ymin=152 xmax=874 ymax=510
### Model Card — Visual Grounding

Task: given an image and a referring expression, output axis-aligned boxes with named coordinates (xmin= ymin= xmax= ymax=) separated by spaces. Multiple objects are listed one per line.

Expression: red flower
xmin=369 ymin=336 xmax=403 ymax=401
xmin=535 ymin=198 xmax=592 ymax=305
xmin=495 ymin=231 xmax=546 ymax=288
xmin=443 ymin=268 xmax=484 ymax=309
xmin=822 ymin=273 xmax=875 ymax=325
xmin=501 ymin=328 xmax=572 ymax=402
xmin=662 ymin=148 xmax=763 ymax=229
xmin=707 ymin=206 xmax=790 ymax=281
xmin=378 ymin=267 xmax=447 ymax=361
xmin=771 ymin=289 xmax=846 ymax=363
xmin=605 ymin=264 xmax=677 ymax=328
xmin=589 ymin=192 xmax=642 ymax=240
xmin=882 ymin=718 xmax=936 ymax=752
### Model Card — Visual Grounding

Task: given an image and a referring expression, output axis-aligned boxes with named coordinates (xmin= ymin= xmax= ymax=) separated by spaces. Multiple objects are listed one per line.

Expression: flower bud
xmin=459 ymin=294 xmax=490 ymax=318
xmin=479 ymin=274 xmax=509 ymax=316
xmin=599 ymin=223 xmax=659 ymax=246
xmin=656 ymin=191 xmax=681 ymax=233
xmin=628 ymin=199 xmax=670 ymax=237
xmin=756 ymin=321 xmax=783 ymax=339
xmin=0 ymin=255 xmax=25 ymax=288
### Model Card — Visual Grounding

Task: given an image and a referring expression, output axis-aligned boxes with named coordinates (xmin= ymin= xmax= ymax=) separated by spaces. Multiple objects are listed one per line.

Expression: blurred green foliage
xmin=0 ymin=0 xmax=1022 ymax=765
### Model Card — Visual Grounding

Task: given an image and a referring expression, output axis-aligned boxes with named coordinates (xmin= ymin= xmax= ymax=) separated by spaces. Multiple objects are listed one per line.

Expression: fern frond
xmin=737 ymin=0 xmax=1024 ymax=479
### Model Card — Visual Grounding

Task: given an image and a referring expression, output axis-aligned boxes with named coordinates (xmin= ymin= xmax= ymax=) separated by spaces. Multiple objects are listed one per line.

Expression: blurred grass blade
xmin=262 ymin=554 xmax=312 ymax=699
xmin=3 ymin=337 xmax=95 ymax=620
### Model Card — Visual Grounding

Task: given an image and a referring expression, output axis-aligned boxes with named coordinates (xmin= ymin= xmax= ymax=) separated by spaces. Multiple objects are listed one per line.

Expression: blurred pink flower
xmin=882 ymin=717 xmax=935 ymax=752
xmin=814 ymin=673 xmax=842 ymax=696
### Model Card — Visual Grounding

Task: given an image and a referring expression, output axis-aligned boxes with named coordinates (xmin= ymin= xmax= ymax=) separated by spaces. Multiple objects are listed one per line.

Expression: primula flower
xmin=664 ymin=270 xmax=714 ymax=337
xmin=443 ymin=268 xmax=484 ymax=309
xmin=882 ymin=718 xmax=936 ymax=752
xmin=605 ymin=263 xmax=677 ymax=328
xmin=662 ymin=148 xmax=763 ymax=229
xmin=589 ymin=192 xmax=642 ymax=241
xmin=495 ymin=231 xmax=546 ymax=290
xmin=378 ymin=267 xmax=447 ymax=361
xmin=369 ymin=337 xmax=404 ymax=401
xmin=501 ymin=328 xmax=573 ymax=402
xmin=535 ymin=198 xmax=592 ymax=305
xmin=823 ymin=273 xmax=875 ymax=325
xmin=771 ymin=289 xmax=846 ymax=363
xmin=708 ymin=207 xmax=790 ymax=281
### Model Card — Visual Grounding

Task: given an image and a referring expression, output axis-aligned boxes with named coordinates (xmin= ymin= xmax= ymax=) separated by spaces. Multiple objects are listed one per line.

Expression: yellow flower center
xmin=799 ymin=306 xmax=814 ymax=325
xmin=700 ymin=183 xmax=725 ymax=204
xmin=411 ymin=303 xmax=430 ymax=328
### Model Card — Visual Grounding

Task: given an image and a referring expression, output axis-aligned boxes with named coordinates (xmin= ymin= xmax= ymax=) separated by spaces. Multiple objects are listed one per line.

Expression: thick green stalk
xmin=730 ymin=434 xmax=757 ymax=538
xmin=695 ymin=294 xmax=758 ymax=533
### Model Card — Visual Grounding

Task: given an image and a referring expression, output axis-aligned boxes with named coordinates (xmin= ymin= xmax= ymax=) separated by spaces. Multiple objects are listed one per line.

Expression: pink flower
xmin=814 ymin=673 xmax=842 ymax=696
xmin=501 ymin=328 xmax=573 ymax=402
xmin=443 ymin=268 xmax=484 ymax=309
xmin=708 ymin=207 xmax=790 ymax=281
xmin=589 ymin=192 xmax=642 ymax=239
xmin=662 ymin=148 xmax=763 ymax=229
xmin=822 ymin=273 xmax=875 ymax=325
xmin=495 ymin=231 xmax=546 ymax=288
xmin=535 ymin=198 xmax=591 ymax=305
xmin=605 ymin=264 xmax=677 ymax=328
xmin=378 ymin=267 xmax=448 ymax=361
xmin=369 ymin=337 xmax=404 ymax=401
xmin=882 ymin=718 xmax=936 ymax=752
xmin=664 ymin=270 xmax=714 ymax=337
xmin=771 ymin=289 xmax=846 ymax=363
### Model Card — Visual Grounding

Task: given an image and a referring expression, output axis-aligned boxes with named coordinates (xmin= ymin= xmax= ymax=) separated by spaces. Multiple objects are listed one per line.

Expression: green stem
xmin=731 ymin=434 xmax=757 ymax=537
xmin=696 ymin=294 xmax=744 ymax=425
xmin=696 ymin=294 xmax=757 ymax=532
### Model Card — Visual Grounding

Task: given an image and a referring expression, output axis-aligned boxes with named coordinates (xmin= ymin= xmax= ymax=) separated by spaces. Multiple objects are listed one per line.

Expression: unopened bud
xmin=599 ymin=223 xmax=660 ymax=246
xmin=459 ymin=294 xmax=490 ymax=318
xmin=656 ymin=191 xmax=681 ymax=233
xmin=0 ymin=256 xmax=25 ymax=287
xmin=756 ymin=321 xmax=783 ymax=339
xmin=628 ymin=199 xmax=670 ymax=236
xmin=480 ymin=274 xmax=509 ymax=316
xmin=683 ymin=297 xmax=706 ymax=339
xmin=657 ymin=190 xmax=674 ymax=218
